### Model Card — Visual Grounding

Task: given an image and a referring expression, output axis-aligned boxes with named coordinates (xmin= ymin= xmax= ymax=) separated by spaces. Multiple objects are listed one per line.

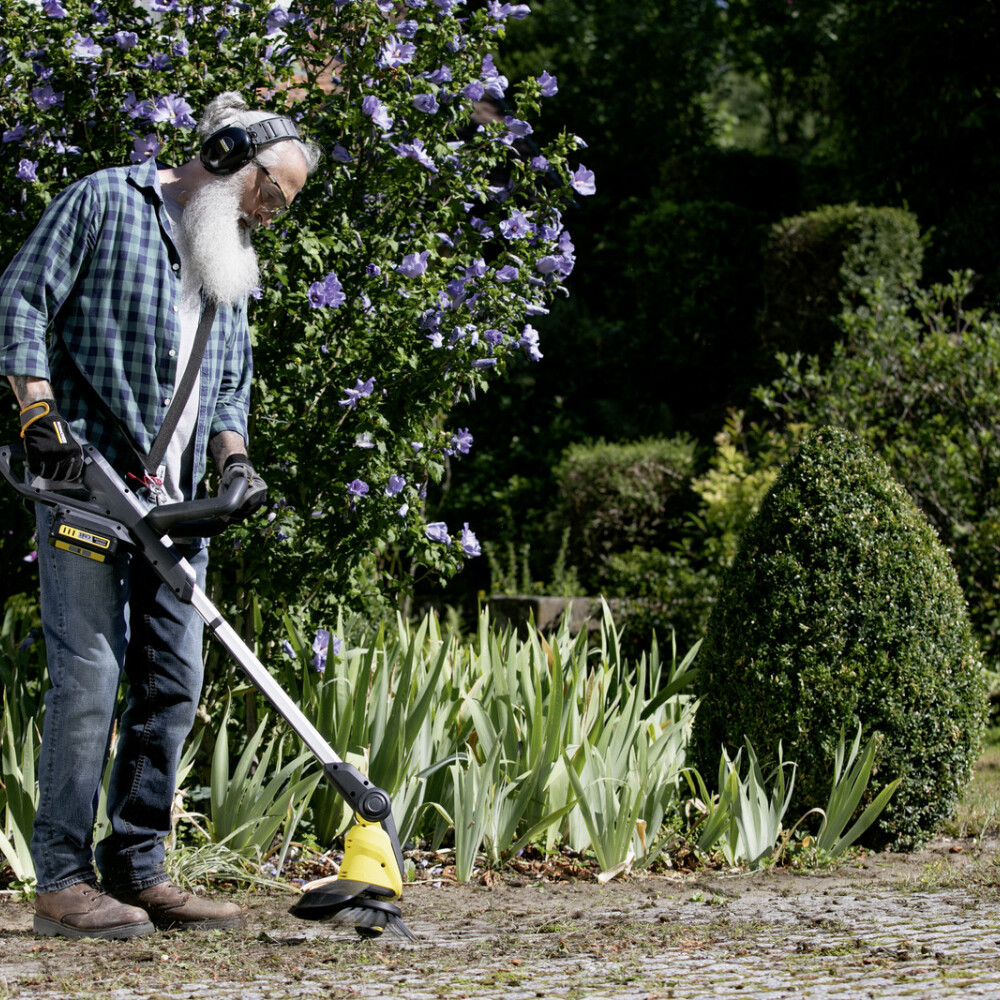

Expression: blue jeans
xmin=31 ymin=502 xmax=208 ymax=894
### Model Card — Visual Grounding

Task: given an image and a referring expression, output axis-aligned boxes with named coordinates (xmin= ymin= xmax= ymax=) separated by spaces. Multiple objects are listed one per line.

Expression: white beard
xmin=177 ymin=175 xmax=260 ymax=305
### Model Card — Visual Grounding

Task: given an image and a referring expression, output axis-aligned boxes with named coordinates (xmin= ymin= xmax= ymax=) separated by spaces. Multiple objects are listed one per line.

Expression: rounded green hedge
xmin=691 ymin=426 xmax=987 ymax=850
xmin=758 ymin=203 xmax=924 ymax=359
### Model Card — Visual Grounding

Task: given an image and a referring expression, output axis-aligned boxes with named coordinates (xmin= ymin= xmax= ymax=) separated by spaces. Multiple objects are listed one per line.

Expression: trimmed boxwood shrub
xmin=691 ymin=426 xmax=987 ymax=851
xmin=758 ymin=204 xmax=924 ymax=359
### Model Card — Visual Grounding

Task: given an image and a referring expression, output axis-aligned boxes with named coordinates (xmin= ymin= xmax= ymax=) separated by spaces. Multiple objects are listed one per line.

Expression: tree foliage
xmin=0 ymin=0 xmax=586 ymax=626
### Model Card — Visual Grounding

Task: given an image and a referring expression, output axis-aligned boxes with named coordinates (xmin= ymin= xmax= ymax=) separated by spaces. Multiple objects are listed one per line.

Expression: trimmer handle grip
xmin=143 ymin=475 xmax=248 ymax=536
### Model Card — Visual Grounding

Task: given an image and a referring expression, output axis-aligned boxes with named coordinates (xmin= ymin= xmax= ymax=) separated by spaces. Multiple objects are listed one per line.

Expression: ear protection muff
xmin=200 ymin=116 xmax=301 ymax=175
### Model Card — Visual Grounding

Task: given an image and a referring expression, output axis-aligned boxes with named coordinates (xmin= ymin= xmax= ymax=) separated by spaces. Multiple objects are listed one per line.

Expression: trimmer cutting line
xmin=0 ymin=441 xmax=415 ymax=941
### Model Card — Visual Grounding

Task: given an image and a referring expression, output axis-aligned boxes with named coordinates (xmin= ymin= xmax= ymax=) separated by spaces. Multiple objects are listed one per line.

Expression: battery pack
xmin=48 ymin=509 xmax=132 ymax=563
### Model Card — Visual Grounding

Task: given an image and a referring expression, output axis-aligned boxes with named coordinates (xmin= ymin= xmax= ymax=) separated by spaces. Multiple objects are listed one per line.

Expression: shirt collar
xmin=126 ymin=156 xmax=165 ymax=203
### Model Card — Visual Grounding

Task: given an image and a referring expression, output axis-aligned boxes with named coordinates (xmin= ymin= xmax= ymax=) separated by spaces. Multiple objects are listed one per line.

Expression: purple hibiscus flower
xmin=413 ymin=93 xmax=439 ymax=115
xmin=481 ymin=54 xmax=508 ymax=100
xmin=339 ymin=377 xmax=376 ymax=409
xmin=147 ymin=95 xmax=197 ymax=129
xmin=308 ymin=271 xmax=346 ymax=309
xmin=129 ymin=134 xmax=161 ymax=164
xmin=499 ymin=210 xmax=532 ymax=240
xmin=362 ymin=95 xmax=394 ymax=131
xmin=460 ymin=523 xmax=481 ymax=557
xmin=390 ymin=138 xmax=438 ymax=172
xmin=504 ymin=116 xmax=533 ymax=137
xmin=31 ymin=85 xmax=64 ymax=110
xmin=266 ymin=5 xmax=292 ymax=35
xmin=519 ymin=324 xmax=543 ymax=361
xmin=450 ymin=428 xmax=473 ymax=455
xmin=378 ymin=35 xmax=417 ymax=68
xmin=70 ymin=34 xmax=104 ymax=63
xmin=537 ymin=71 xmax=558 ymax=97
xmin=571 ymin=164 xmax=596 ymax=196
xmin=425 ymin=521 xmax=452 ymax=545
xmin=397 ymin=251 xmax=431 ymax=278
xmin=16 ymin=159 xmax=38 ymax=182
xmin=426 ymin=65 xmax=452 ymax=84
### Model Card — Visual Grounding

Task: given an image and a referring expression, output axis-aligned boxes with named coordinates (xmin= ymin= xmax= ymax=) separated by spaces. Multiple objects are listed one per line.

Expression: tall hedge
xmin=758 ymin=204 xmax=924 ymax=359
xmin=551 ymin=436 xmax=697 ymax=591
xmin=691 ymin=426 xmax=987 ymax=851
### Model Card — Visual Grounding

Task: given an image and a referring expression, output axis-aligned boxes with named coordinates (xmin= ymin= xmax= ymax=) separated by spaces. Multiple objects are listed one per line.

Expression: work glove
xmin=19 ymin=398 xmax=85 ymax=481
xmin=218 ymin=453 xmax=268 ymax=522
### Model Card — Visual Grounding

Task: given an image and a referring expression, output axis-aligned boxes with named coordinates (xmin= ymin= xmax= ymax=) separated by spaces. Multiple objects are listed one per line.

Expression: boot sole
xmin=33 ymin=915 xmax=156 ymax=940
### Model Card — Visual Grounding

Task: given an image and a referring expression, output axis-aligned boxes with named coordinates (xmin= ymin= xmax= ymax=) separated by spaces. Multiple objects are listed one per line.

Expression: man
xmin=0 ymin=92 xmax=319 ymax=939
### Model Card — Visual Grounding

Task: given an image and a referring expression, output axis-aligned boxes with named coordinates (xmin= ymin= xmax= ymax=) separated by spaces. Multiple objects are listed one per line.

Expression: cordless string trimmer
xmin=0 ymin=440 xmax=414 ymax=940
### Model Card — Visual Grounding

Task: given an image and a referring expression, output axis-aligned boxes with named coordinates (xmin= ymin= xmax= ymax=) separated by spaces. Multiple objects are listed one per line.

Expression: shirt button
xmin=168 ymin=349 xmax=177 ymax=357
xmin=172 ymin=305 xmax=178 ymax=313
xmin=172 ymin=262 xmax=180 ymax=271
xmin=163 ymin=397 xmax=172 ymax=406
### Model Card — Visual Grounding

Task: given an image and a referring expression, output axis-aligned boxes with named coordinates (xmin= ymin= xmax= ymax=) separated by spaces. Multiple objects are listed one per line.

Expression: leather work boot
xmin=34 ymin=882 xmax=155 ymax=940
xmin=115 ymin=880 xmax=244 ymax=931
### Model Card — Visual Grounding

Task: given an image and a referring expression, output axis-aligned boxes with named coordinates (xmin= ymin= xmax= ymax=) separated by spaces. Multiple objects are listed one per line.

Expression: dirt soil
xmin=3 ymin=837 xmax=1000 ymax=999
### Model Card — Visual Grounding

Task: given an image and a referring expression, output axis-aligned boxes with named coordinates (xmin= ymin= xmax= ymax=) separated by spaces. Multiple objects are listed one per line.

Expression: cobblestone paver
xmin=4 ymin=871 xmax=1000 ymax=999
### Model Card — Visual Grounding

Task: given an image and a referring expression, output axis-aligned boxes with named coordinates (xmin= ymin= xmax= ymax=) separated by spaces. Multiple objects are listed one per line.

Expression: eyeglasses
xmin=254 ymin=160 xmax=289 ymax=219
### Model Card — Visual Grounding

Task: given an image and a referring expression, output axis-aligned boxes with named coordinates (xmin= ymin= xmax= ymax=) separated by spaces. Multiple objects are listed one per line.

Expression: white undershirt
xmin=160 ymin=194 xmax=202 ymax=503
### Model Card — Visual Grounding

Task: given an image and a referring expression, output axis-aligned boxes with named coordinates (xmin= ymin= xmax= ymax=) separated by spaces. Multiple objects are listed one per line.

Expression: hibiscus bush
xmin=0 ymin=0 xmax=589 ymax=629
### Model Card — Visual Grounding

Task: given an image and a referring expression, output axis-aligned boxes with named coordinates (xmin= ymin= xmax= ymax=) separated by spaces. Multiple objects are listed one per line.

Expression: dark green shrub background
xmin=758 ymin=204 xmax=924 ymax=360
xmin=691 ymin=426 xmax=987 ymax=850
xmin=551 ymin=436 xmax=698 ymax=592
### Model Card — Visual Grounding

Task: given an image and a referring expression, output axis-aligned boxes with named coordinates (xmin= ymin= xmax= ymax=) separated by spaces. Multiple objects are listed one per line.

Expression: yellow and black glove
xmin=19 ymin=399 xmax=85 ymax=481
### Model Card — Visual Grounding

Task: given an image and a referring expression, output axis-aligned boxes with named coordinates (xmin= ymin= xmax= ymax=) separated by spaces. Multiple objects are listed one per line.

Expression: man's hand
xmin=19 ymin=399 xmax=85 ymax=481
xmin=218 ymin=453 xmax=268 ymax=522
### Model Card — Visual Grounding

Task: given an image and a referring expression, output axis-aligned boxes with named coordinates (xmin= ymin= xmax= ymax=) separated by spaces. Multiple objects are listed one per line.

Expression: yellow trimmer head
xmin=291 ymin=819 xmax=414 ymax=940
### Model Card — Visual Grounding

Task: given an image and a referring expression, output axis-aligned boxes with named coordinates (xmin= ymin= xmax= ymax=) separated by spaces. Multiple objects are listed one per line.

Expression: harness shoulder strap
xmin=145 ymin=299 xmax=217 ymax=472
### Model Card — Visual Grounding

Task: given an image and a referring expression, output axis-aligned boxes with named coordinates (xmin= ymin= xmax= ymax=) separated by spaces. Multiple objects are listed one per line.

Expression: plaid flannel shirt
xmin=0 ymin=157 xmax=252 ymax=497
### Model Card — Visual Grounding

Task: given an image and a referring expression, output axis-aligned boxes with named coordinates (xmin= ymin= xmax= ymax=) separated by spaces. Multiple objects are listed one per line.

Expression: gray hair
xmin=197 ymin=91 xmax=323 ymax=175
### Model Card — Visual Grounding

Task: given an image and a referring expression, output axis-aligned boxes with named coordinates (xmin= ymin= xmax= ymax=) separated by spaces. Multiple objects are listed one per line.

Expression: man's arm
xmin=0 ymin=175 xmax=99 ymax=391
xmin=209 ymin=430 xmax=248 ymax=473
xmin=8 ymin=375 xmax=55 ymax=408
